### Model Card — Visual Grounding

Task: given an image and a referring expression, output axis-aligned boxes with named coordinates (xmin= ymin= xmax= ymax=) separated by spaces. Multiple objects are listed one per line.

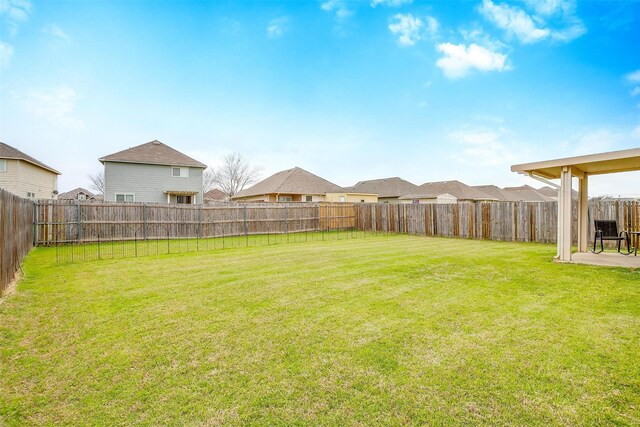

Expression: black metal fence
xmin=49 ymin=202 xmax=390 ymax=263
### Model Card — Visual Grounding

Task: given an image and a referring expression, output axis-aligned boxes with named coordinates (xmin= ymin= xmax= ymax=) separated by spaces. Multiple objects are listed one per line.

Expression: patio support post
xmin=558 ymin=166 xmax=573 ymax=261
xmin=577 ymin=173 xmax=588 ymax=253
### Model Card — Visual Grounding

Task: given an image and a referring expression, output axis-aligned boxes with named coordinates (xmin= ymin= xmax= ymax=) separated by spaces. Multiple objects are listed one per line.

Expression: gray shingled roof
xmin=204 ymin=188 xmax=226 ymax=200
xmin=347 ymin=177 xmax=418 ymax=198
xmin=537 ymin=186 xmax=558 ymax=197
xmin=472 ymin=185 xmax=512 ymax=201
xmin=99 ymin=140 xmax=207 ymax=168
xmin=232 ymin=167 xmax=345 ymax=199
xmin=0 ymin=142 xmax=61 ymax=174
xmin=502 ymin=185 xmax=553 ymax=202
xmin=57 ymin=187 xmax=96 ymax=200
xmin=399 ymin=180 xmax=497 ymax=201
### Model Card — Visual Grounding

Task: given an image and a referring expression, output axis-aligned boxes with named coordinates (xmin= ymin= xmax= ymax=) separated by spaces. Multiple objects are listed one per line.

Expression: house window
xmin=361 ymin=199 xmax=365 ymax=203
xmin=172 ymin=167 xmax=189 ymax=178
xmin=339 ymin=196 xmax=345 ymax=203
xmin=0 ymin=160 xmax=6 ymax=172
xmin=78 ymin=194 xmax=86 ymax=200
xmin=305 ymin=195 xmax=313 ymax=202
xmin=115 ymin=193 xmax=135 ymax=202
xmin=26 ymin=192 xmax=35 ymax=198
xmin=176 ymin=195 xmax=192 ymax=204
xmin=279 ymin=196 xmax=292 ymax=202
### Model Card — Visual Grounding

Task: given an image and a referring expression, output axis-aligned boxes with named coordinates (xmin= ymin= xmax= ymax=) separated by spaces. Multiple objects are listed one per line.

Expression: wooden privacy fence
xmin=355 ymin=200 xmax=640 ymax=244
xmin=34 ymin=199 xmax=640 ymax=246
xmin=34 ymin=200 xmax=358 ymax=244
xmin=0 ymin=189 xmax=34 ymax=295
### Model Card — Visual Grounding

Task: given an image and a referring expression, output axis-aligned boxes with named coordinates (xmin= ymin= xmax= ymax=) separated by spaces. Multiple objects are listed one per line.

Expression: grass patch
xmin=1 ymin=235 xmax=639 ymax=425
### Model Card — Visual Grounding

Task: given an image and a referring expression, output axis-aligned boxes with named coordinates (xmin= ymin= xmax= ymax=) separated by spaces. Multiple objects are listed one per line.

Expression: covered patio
xmin=511 ymin=148 xmax=640 ymax=267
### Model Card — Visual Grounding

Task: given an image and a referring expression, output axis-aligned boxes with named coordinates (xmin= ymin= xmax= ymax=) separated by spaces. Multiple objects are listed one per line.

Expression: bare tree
xmin=88 ymin=170 xmax=105 ymax=195
xmin=211 ymin=153 xmax=262 ymax=197
xmin=203 ymin=168 xmax=217 ymax=193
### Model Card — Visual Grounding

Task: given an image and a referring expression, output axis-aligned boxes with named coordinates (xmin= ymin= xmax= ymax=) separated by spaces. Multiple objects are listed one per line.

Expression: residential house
xmin=99 ymin=140 xmax=206 ymax=204
xmin=204 ymin=188 xmax=227 ymax=202
xmin=0 ymin=142 xmax=61 ymax=199
xmin=472 ymin=185 xmax=513 ymax=202
xmin=399 ymin=180 xmax=497 ymax=204
xmin=347 ymin=177 xmax=419 ymax=203
xmin=502 ymin=185 xmax=554 ymax=202
xmin=231 ymin=167 xmax=377 ymax=203
xmin=58 ymin=187 xmax=98 ymax=201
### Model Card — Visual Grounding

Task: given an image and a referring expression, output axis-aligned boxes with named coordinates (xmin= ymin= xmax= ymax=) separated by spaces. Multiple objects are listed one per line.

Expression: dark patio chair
xmin=593 ymin=220 xmax=630 ymax=254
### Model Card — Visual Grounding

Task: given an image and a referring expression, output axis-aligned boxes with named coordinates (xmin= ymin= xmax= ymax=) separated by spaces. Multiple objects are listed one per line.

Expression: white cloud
xmin=371 ymin=0 xmax=412 ymax=7
xmin=388 ymin=13 xmax=423 ymax=46
xmin=267 ymin=16 xmax=290 ymax=39
xmin=561 ymin=125 xmax=640 ymax=157
xmin=425 ymin=16 xmax=439 ymax=38
xmin=42 ymin=23 xmax=69 ymax=40
xmin=321 ymin=0 xmax=353 ymax=20
xmin=523 ymin=0 xmax=570 ymax=17
xmin=631 ymin=87 xmax=640 ymax=97
xmin=0 ymin=0 xmax=32 ymax=36
xmin=450 ymin=127 xmax=518 ymax=166
xmin=479 ymin=0 xmax=549 ymax=44
xmin=480 ymin=0 xmax=585 ymax=44
xmin=626 ymin=69 xmax=640 ymax=82
xmin=435 ymin=42 xmax=508 ymax=79
xmin=20 ymin=86 xmax=83 ymax=128
xmin=0 ymin=40 xmax=13 ymax=67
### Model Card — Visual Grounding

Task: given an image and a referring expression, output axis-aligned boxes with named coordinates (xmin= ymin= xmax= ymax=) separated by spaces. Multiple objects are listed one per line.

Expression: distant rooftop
xmin=232 ymin=167 xmax=345 ymax=199
xmin=99 ymin=140 xmax=207 ymax=168
xmin=0 ymin=142 xmax=61 ymax=175
xmin=348 ymin=177 xmax=418 ymax=198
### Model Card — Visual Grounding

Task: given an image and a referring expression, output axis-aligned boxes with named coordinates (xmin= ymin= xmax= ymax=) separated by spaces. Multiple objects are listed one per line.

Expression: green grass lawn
xmin=1 ymin=235 xmax=639 ymax=425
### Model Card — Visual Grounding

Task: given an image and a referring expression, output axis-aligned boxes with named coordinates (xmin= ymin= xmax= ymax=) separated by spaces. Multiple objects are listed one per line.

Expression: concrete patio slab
xmin=567 ymin=251 xmax=640 ymax=268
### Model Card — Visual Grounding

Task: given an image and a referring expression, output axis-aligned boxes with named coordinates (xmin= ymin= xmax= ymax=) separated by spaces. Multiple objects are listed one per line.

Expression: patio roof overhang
xmin=511 ymin=147 xmax=640 ymax=179
xmin=511 ymin=147 xmax=640 ymax=264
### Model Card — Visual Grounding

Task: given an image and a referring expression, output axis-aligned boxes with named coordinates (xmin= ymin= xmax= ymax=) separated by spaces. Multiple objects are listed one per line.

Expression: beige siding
xmin=0 ymin=159 xmax=20 ymax=195
xmin=325 ymin=192 xmax=378 ymax=203
xmin=0 ymin=160 xmax=58 ymax=199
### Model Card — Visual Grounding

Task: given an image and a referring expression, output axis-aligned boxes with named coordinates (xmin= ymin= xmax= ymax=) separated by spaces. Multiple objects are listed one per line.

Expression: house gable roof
xmin=472 ymin=185 xmax=512 ymax=201
xmin=0 ymin=142 xmax=61 ymax=174
xmin=347 ymin=177 xmax=418 ymax=198
xmin=204 ymin=188 xmax=226 ymax=200
xmin=537 ymin=186 xmax=557 ymax=197
xmin=58 ymin=187 xmax=96 ymax=200
xmin=99 ymin=140 xmax=207 ymax=168
xmin=232 ymin=167 xmax=345 ymax=199
xmin=400 ymin=180 xmax=497 ymax=201
xmin=502 ymin=185 xmax=553 ymax=202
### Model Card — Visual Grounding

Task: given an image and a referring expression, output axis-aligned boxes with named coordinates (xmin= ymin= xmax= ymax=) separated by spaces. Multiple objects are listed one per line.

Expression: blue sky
xmin=1 ymin=0 xmax=639 ymax=196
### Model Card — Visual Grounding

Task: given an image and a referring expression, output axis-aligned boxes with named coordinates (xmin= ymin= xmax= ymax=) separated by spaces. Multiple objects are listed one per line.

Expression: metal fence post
xmin=76 ymin=201 xmax=81 ymax=242
xmin=244 ymin=205 xmax=248 ymax=247
xmin=32 ymin=201 xmax=37 ymax=246
xmin=285 ymin=204 xmax=289 ymax=243
xmin=143 ymin=204 xmax=148 ymax=241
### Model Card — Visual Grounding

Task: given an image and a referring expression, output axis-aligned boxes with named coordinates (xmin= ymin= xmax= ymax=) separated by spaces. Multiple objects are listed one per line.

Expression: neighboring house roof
xmin=537 ymin=186 xmax=556 ymax=197
xmin=204 ymin=188 xmax=226 ymax=200
xmin=347 ymin=177 xmax=418 ymax=198
xmin=0 ymin=142 xmax=61 ymax=174
xmin=400 ymin=180 xmax=497 ymax=201
xmin=472 ymin=185 xmax=512 ymax=202
xmin=232 ymin=167 xmax=345 ymax=199
xmin=99 ymin=140 xmax=207 ymax=168
xmin=58 ymin=187 xmax=96 ymax=200
xmin=502 ymin=185 xmax=553 ymax=202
